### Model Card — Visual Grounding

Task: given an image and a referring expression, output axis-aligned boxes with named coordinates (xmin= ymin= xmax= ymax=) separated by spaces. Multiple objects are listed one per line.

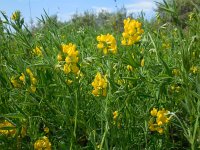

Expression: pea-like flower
xmin=121 ymin=18 xmax=144 ymax=46
xmin=140 ymin=58 xmax=144 ymax=67
xmin=190 ymin=66 xmax=198 ymax=74
xmin=113 ymin=111 xmax=119 ymax=120
xmin=57 ymin=53 xmax=63 ymax=61
xmin=33 ymin=46 xmax=43 ymax=57
xmin=11 ymin=73 xmax=26 ymax=88
xmin=26 ymin=68 xmax=37 ymax=93
xmin=11 ymin=76 xmax=21 ymax=88
xmin=34 ymin=136 xmax=51 ymax=150
xmin=127 ymin=65 xmax=133 ymax=71
xmin=91 ymin=72 xmax=107 ymax=97
xmin=0 ymin=120 xmax=16 ymax=136
xmin=19 ymin=73 xmax=25 ymax=84
xmin=11 ymin=11 xmax=20 ymax=21
xmin=44 ymin=127 xmax=49 ymax=134
xmin=172 ymin=68 xmax=180 ymax=76
xmin=149 ymin=108 xmax=171 ymax=134
xmin=61 ymin=43 xmax=79 ymax=74
xmin=97 ymin=34 xmax=117 ymax=55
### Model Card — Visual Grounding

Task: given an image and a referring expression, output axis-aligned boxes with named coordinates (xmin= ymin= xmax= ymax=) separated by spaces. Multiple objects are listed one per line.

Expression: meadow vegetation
xmin=0 ymin=0 xmax=200 ymax=149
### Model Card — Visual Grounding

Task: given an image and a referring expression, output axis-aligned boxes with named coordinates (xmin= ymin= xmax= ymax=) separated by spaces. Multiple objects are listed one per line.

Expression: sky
xmin=0 ymin=0 xmax=162 ymax=24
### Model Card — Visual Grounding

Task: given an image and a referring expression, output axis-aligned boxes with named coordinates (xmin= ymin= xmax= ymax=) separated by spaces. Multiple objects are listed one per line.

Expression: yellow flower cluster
xmin=34 ymin=136 xmax=51 ymax=150
xmin=172 ymin=68 xmax=180 ymax=76
xmin=26 ymin=68 xmax=37 ymax=93
xmin=121 ymin=18 xmax=144 ymax=45
xmin=97 ymin=34 xmax=117 ymax=55
xmin=190 ymin=66 xmax=198 ymax=74
xmin=149 ymin=108 xmax=170 ymax=134
xmin=10 ymin=69 xmax=37 ymax=93
xmin=0 ymin=120 xmax=16 ymax=136
xmin=113 ymin=111 xmax=118 ymax=120
xmin=91 ymin=72 xmax=107 ymax=97
xmin=11 ymin=76 xmax=21 ymax=88
xmin=62 ymin=43 xmax=79 ymax=74
xmin=33 ymin=46 xmax=43 ymax=57
xmin=170 ymin=84 xmax=181 ymax=93
xmin=10 ymin=73 xmax=25 ymax=88
xmin=11 ymin=11 xmax=20 ymax=21
xmin=113 ymin=111 xmax=122 ymax=128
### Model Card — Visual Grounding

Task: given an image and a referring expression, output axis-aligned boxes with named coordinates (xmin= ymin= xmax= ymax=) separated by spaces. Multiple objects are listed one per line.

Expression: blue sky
xmin=0 ymin=0 xmax=161 ymax=24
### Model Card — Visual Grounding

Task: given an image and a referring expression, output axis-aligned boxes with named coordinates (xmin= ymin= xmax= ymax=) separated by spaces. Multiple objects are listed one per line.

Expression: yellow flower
xmin=71 ymin=64 xmax=79 ymax=74
xmin=116 ymin=79 xmax=125 ymax=86
xmin=19 ymin=73 xmax=25 ymax=84
xmin=62 ymin=43 xmax=76 ymax=54
xmin=11 ymin=76 xmax=21 ymax=88
xmin=172 ymin=69 xmax=180 ymax=76
xmin=11 ymin=13 xmax=17 ymax=21
xmin=21 ymin=126 xmax=27 ymax=138
xmin=44 ymin=127 xmax=49 ymax=134
xmin=34 ymin=136 xmax=51 ymax=150
xmin=162 ymin=42 xmax=171 ymax=49
xmin=11 ymin=11 xmax=20 ymax=21
xmin=148 ymin=119 xmax=157 ymax=131
xmin=64 ymin=64 xmax=71 ymax=74
xmin=156 ymin=108 xmax=170 ymax=125
xmin=92 ymin=88 xmax=99 ymax=96
xmin=26 ymin=68 xmax=37 ymax=92
xmin=61 ymin=43 xmax=79 ymax=75
xmin=97 ymin=144 xmax=101 ymax=149
xmin=31 ymin=77 xmax=37 ymax=85
xmin=33 ymin=46 xmax=43 ymax=57
xmin=170 ymin=84 xmax=181 ymax=93
xmin=157 ymin=127 xmax=164 ymax=134
xmin=149 ymin=108 xmax=171 ymax=134
xmin=171 ymin=85 xmax=175 ymax=91
xmin=141 ymin=58 xmax=144 ymax=67
xmin=65 ymin=55 xmax=79 ymax=64
xmin=175 ymin=86 xmax=180 ymax=93
xmin=91 ymin=72 xmax=107 ymax=96
xmin=30 ymin=84 xmax=36 ymax=93
xmin=127 ymin=65 xmax=133 ymax=71
xmin=66 ymin=79 xmax=73 ymax=85
xmin=121 ymin=18 xmax=144 ymax=46
xmin=0 ymin=120 xmax=16 ymax=136
xmin=76 ymin=71 xmax=84 ymax=78
xmin=97 ymin=34 xmax=117 ymax=55
xmin=150 ymin=108 xmax=158 ymax=117
xmin=190 ymin=66 xmax=198 ymax=74
xmin=26 ymin=68 xmax=33 ymax=77
xmin=113 ymin=111 xmax=119 ymax=120
xmin=97 ymin=42 xmax=104 ymax=49
xmin=57 ymin=53 xmax=63 ymax=61
xmin=188 ymin=12 xmax=195 ymax=21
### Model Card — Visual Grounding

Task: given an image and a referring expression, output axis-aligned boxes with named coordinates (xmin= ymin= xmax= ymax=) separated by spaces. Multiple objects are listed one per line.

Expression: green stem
xmin=100 ymin=60 xmax=110 ymax=150
xmin=70 ymin=91 xmax=78 ymax=150
xmin=74 ymin=91 xmax=78 ymax=139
